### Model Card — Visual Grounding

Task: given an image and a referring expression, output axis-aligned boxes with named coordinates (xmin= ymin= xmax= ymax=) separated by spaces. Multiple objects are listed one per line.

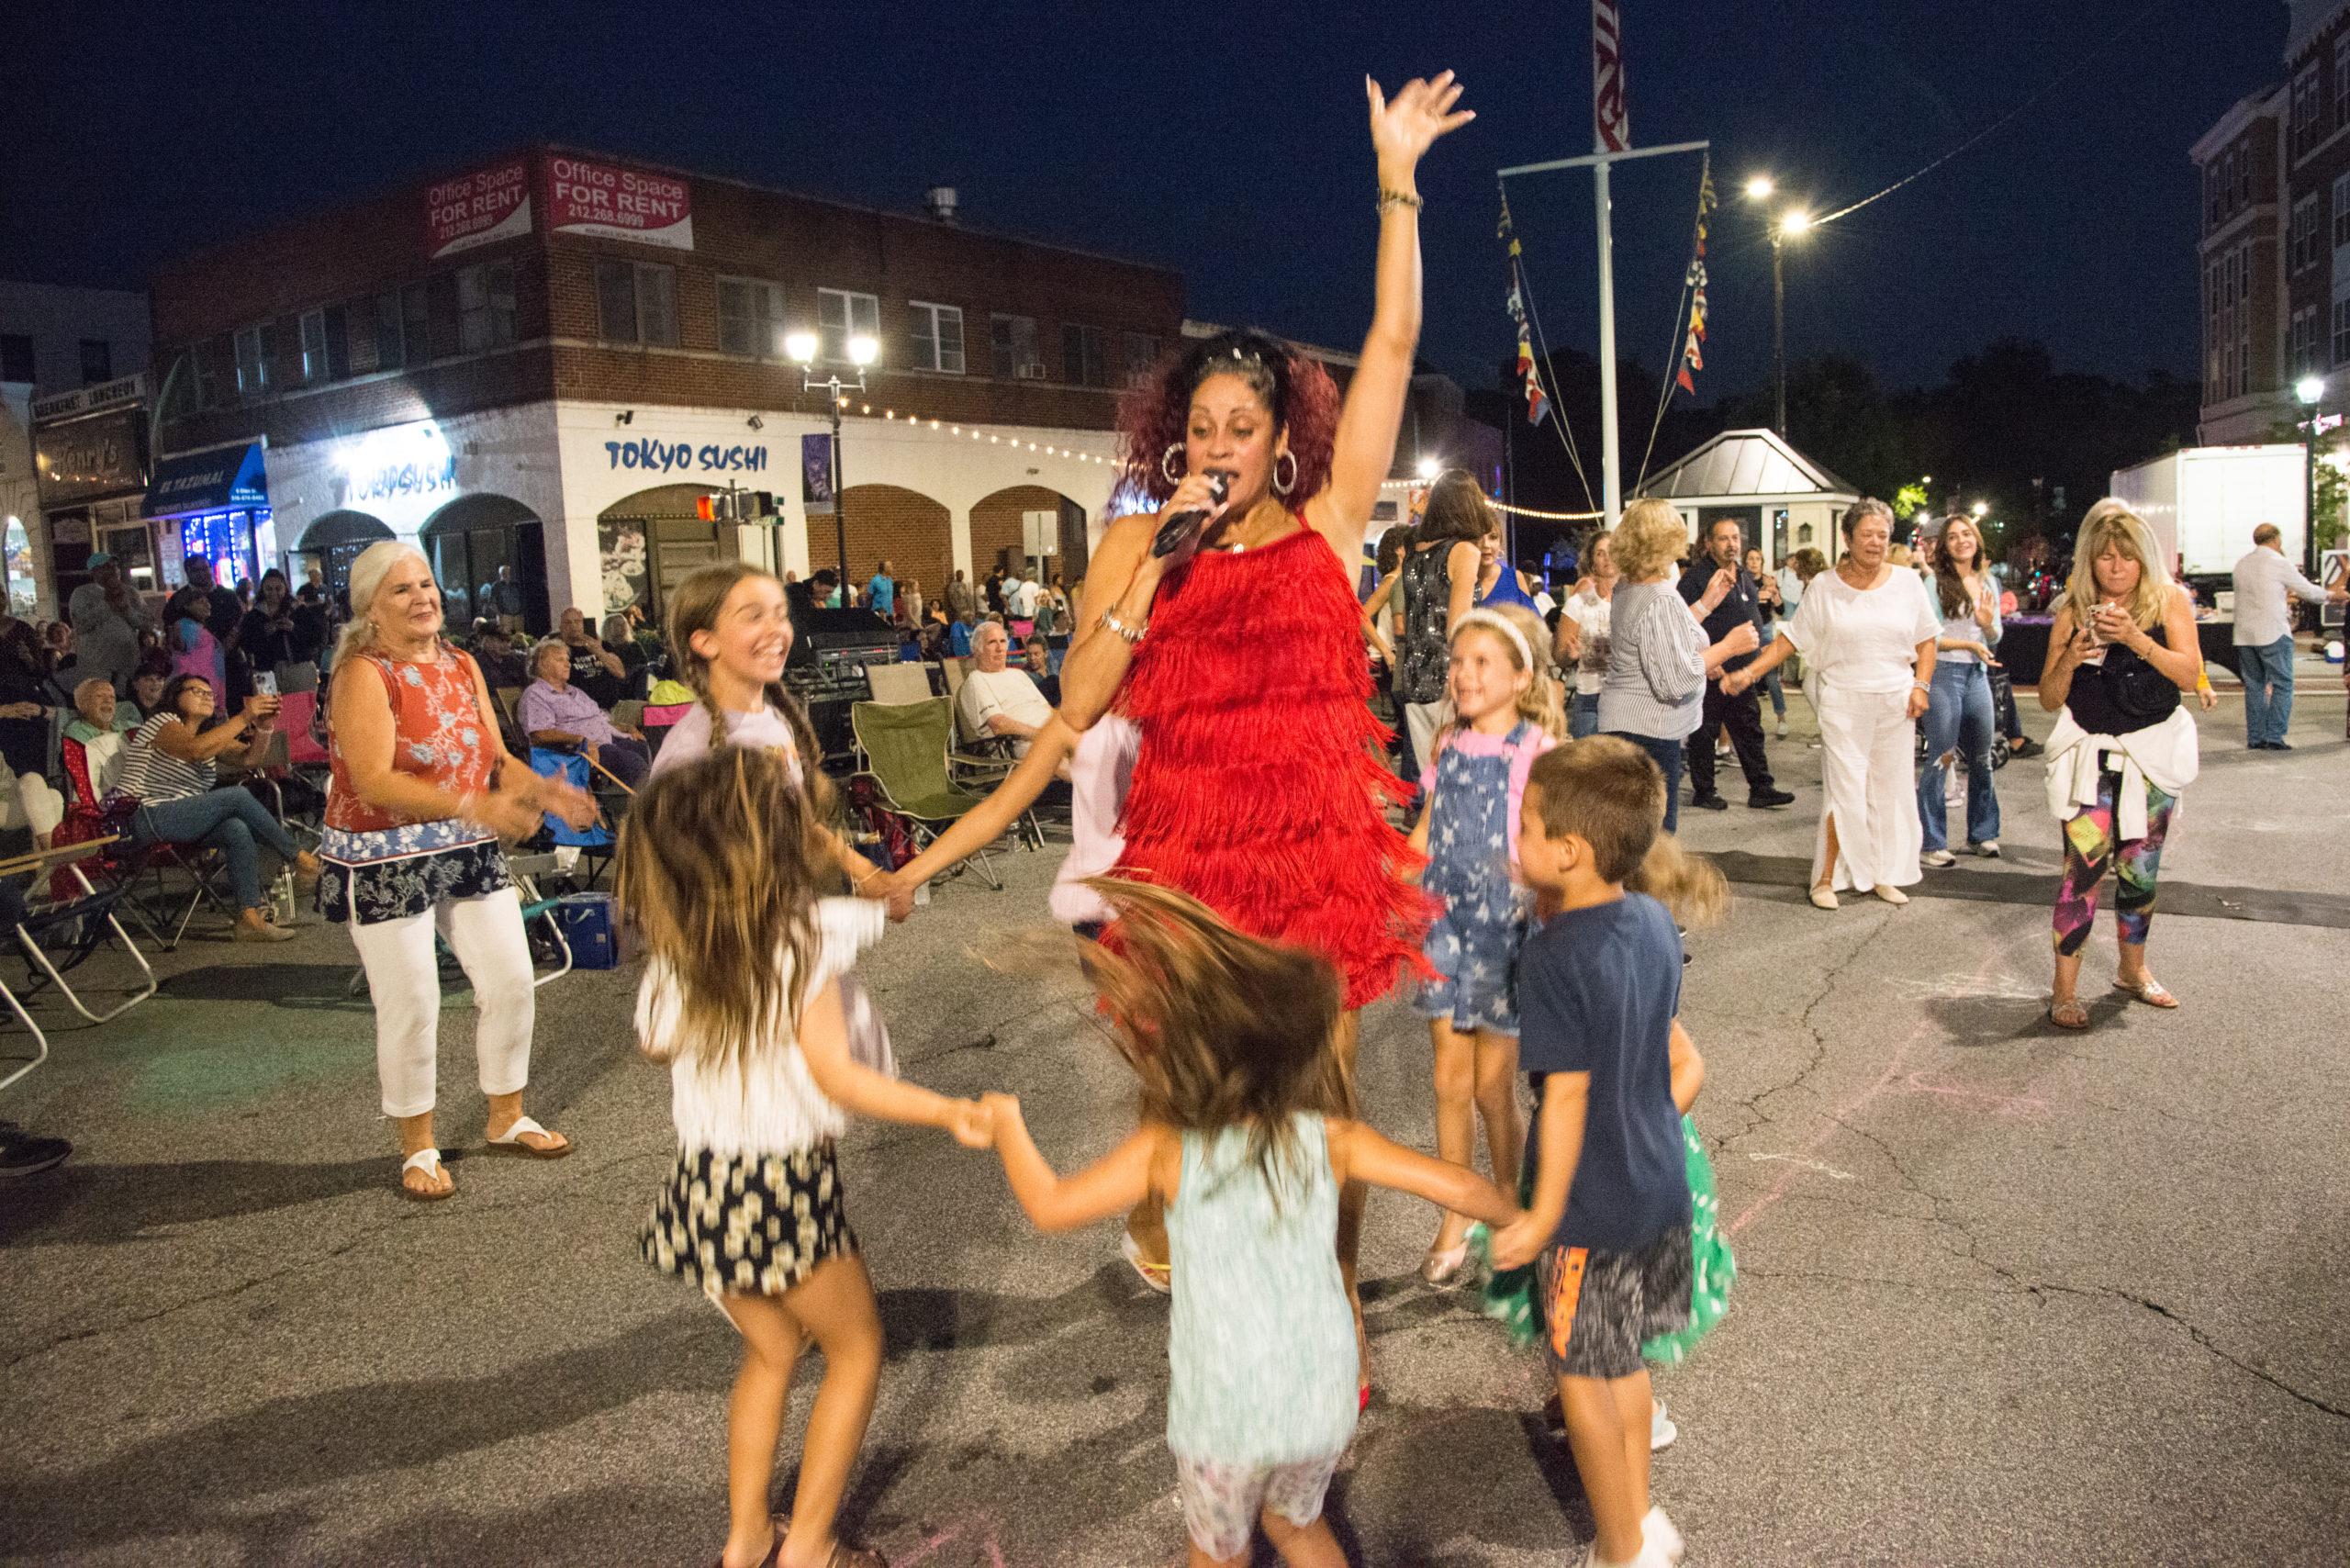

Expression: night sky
xmin=2 ymin=1 xmax=2285 ymax=404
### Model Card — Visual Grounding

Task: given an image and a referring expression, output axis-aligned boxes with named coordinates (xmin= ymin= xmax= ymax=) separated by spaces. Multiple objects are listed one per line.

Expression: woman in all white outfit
xmin=1728 ymin=499 xmax=1938 ymax=909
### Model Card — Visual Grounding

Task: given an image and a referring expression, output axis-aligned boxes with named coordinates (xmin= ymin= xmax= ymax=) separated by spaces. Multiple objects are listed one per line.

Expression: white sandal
xmin=483 ymin=1114 xmax=571 ymax=1159
xmin=398 ymin=1148 xmax=453 ymax=1202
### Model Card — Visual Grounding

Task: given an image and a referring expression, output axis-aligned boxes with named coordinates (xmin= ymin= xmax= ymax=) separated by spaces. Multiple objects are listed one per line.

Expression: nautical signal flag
xmin=1676 ymin=157 xmax=1718 ymax=396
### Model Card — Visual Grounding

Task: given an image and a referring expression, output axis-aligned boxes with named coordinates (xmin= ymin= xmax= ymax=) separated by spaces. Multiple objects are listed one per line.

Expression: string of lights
xmin=821 ymin=393 xmax=1123 ymax=469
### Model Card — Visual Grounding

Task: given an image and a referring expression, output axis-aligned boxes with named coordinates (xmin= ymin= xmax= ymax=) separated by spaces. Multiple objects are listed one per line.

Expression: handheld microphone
xmin=1153 ymin=471 xmax=1231 ymax=558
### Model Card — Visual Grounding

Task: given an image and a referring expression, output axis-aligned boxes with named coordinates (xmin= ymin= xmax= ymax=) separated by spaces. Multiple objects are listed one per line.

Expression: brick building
xmin=2195 ymin=1 xmax=2350 ymax=446
xmin=140 ymin=147 xmax=1188 ymax=627
xmin=3 ymin=280 xmax=151 ymax=616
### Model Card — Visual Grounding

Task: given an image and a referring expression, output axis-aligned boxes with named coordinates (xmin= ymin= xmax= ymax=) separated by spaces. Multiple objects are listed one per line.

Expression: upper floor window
xmin=598 ymin=259 xmax=678 ymax=347
xmin=1121 ymin=331 xmax=1160 ymax=386
xmin=298 ymin=309 xmax=328 ymax=383
xmin=457 ymin=260 xmax=517 ymax=353
xmin=817 ymin=287 xmax=879 ymax=364
xmin=0 ymin=334 xmax=31 ymax=384
xmin=2293 ymin=194 xmax=2321 ymax=272
xmin=1061 ymin=322 xmax=1107 ymax=386
xmin=2337 ymin=38 xmax=2350 ymax=130
xmin=79 ymin=339 xmax=110 ymax=386
xmin=990 ymin=313 xmax=1041 ymax=379
xmin=234 ymin=324 xmax=273 ymax=399
xmin=2294 ymin=63 xmax=2322 ymax=157
xmin=905 ymin=301 xmax=965 ymax=374
xmin=718 ymin=277 xmax=787 ymax=359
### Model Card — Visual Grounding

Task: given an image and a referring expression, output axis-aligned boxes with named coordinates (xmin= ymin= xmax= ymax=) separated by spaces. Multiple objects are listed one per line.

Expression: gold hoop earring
xmin=1272 ymin=451 xmax=1298 ymax=497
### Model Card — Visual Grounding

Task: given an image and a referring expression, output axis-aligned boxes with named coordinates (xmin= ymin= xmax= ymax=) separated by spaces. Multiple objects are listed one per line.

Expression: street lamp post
xmin=1743 ymin=177 xmax=1808 ymax=437
xmin=2298 ymin=374 xmax=2326 ymax=578
xmin=786 ymin=330 xmax=879 ymax=595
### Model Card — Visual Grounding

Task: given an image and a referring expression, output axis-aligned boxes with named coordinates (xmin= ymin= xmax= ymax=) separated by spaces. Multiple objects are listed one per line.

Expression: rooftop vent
xmin=924 ymin=185 xmax=959 ymax=225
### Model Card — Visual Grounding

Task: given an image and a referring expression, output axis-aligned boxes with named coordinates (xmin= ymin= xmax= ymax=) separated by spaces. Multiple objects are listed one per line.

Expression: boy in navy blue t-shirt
xmin=1494 ymin=740 xmax=1709 ymax=1568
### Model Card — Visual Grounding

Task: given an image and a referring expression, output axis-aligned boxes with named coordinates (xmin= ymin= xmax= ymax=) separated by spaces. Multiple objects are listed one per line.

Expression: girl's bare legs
xmin=1470 ymin=1027 xmax=1523 ymax=1205
xmin=1426 ymin=1016 xmax=1476 ymax=1257
xmin=777 ymin=1255 xmax=886 ymax=1568
xmin=1259 ymin=1510 xmax=1348 ymax=1567
xmin=1332 ymin=1012 xmax=1369 ymax=1389
xmin=716 ymin=1293 xmax=804 ymax=1568
xmin=719 ymin=1254 xmax=886 ymax=1568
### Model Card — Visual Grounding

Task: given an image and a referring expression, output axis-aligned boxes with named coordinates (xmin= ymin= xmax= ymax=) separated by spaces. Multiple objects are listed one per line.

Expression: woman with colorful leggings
xmin=2036 ymin=501 xmax=2202 ymax=1030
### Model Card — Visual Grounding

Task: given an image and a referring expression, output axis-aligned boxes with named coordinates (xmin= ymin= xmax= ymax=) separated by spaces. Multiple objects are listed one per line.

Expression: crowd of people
xmin=8 ymin=63 xmax=2348 ymax=1568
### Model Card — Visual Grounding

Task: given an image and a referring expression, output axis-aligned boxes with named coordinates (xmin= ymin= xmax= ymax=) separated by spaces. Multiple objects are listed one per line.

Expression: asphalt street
xmin=2 ymin=676 xmax=2345 ymax=1566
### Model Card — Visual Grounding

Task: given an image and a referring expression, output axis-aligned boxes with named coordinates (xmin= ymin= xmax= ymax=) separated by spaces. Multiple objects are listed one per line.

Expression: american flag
xmin=1593 ymin=0 xmax=1628 ymax=153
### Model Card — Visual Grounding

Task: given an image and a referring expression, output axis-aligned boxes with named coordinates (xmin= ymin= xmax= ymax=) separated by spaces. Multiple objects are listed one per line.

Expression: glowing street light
xmin=847 ymin=334 xmax=879 ymax=368
xmin=1779 ymin=208 xmax=1814 ymax=236
xmin=1416 ymin=455 xmax=1442 ymax=481
xmin=1971 ymin=501 xmax=1989 ymax=519
xmin=784 ymin=330 xmax=819 ymax=366
xmin=788 ymin=330 xmax=883 ymax=584
xmin=1743 ymin=174 xmax=1775 ymax=202
xmin=2297 ymin=374 xmax=2326 ymax=406
xmin=2298 ymin=375 xmax=2327 ymax=576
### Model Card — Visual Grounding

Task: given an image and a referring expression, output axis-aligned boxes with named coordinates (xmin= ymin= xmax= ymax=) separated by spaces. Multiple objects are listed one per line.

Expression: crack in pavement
xmin=1718 ymin=919 xmax=1884 ymax=1149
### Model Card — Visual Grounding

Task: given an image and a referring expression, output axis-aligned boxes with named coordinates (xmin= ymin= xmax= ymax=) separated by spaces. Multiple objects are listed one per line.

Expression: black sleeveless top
xmin=1396 ymin=545 xmax=1455 ymax=706
xmin=2065 ymin=618 xmax=2179 ymax=737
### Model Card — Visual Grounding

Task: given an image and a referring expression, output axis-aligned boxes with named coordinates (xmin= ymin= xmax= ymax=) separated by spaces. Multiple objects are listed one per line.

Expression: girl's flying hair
xmin=614 ymin=745 xmax=825 ymax=1070
xmin=1082 ymin=878 xmax=1354 ymax=1193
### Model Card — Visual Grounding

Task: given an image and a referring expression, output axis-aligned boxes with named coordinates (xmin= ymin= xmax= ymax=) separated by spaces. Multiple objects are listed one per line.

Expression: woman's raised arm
xmin=1304 ymin=72 xmax=1473 ymax=563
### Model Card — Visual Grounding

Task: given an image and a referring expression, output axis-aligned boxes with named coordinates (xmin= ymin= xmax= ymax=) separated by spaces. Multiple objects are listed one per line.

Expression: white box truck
xmin=2109 ymin=444 xmax=2306 ymax=584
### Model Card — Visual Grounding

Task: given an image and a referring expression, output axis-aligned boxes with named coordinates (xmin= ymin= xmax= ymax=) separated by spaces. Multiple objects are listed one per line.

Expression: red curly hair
xmin=1115 ymin=329 xmax=1341 ymax=510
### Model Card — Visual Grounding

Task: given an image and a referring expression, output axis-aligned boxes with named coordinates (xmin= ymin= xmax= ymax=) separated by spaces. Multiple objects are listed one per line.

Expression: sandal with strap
xmin=483 ymin=1115 xmax=571 ymax=1159
xmin=713 ymin=1515 xmax=789 ymax=1568
xmin=398 ymin=1148 xmax=454 ymax=1202
xmin=2046 ymin=999 xmax=2090 ymax=1031
xmin=1419 ymin=1238 xmax=1471 ymax=1286
xmin=2113 ymin=977 xmax=2180 ymax=1010
xmin=1119 ymin=1230 xmax=1170 ymax=1294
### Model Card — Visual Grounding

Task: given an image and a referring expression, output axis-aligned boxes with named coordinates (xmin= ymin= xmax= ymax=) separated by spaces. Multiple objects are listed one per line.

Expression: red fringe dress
xmin=1115 ymin=524 xmax=1433 ymax=1009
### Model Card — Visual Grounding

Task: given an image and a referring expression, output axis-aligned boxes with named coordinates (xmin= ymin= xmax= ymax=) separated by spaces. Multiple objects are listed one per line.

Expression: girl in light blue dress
xmin=980 ymin=878 xmax=1521 ymax=1568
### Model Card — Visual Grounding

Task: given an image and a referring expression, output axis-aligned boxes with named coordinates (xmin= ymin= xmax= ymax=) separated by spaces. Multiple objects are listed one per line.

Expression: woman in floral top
xmin=324 ymin=542 xmax=597 ymax=1202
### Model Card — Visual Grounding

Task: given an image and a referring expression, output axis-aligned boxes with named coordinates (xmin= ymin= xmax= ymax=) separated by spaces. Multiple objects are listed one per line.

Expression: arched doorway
xmin=599 ymin=484 xmax=735 ymax=622
xmin=295 ymin=510 xmax=394 ymax=607
xmin=970 ymin=484 xmax=1088 ymax=589
xmin=421 ymin=494 xmax=549 ymax=635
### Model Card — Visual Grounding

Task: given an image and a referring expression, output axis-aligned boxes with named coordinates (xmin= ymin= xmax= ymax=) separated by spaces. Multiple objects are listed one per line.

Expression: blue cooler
xmin=553 ymin=892 xmax=621 ymax=969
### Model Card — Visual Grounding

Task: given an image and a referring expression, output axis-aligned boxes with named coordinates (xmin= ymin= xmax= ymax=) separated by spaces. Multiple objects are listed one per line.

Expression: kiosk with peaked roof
xmin=1636 ymin=428 xmax=1861 ymax=569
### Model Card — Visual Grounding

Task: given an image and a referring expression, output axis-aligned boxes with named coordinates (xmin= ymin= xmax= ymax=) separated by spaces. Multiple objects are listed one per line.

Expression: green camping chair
xmin=850 ymin=698 xmax=1002 ymax=891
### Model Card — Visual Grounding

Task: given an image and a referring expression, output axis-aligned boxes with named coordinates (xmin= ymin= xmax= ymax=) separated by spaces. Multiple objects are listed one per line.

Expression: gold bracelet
xmin=1377 ymin=189 xmax=1423 ymax=214
xmin=853 ymin=866 xmax=886 ymax=891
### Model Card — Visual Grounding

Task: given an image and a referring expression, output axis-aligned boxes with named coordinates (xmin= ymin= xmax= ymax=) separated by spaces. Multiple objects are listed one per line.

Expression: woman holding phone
xmin=2035 ymin=500 xmax=2201 ymax=1030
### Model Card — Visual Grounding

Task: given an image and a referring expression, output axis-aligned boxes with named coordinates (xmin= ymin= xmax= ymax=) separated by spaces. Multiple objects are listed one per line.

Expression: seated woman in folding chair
xmin=325 ymin=541 xmax=599 ymax=1202
xmin=519 ymin=639 xmax=650 ymax=789
xmin=108 ymin=673 xmax=321 ymax=943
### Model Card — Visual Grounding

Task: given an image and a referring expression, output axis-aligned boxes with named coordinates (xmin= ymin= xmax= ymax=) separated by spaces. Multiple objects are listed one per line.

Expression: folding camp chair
xmin=529 ymin=746 xmax=617 ymax=886
xmin=943 ymin=682 xmax=1046 ymax=851
xmin=0 ymin=841 xmax=159 ymax=1094
xmin=640 ymin=700 xmax=693 ymax=759
xmin=849 ymin=698 xmax=1002 ymax=891
xmin=862 ymin=663 xmax=934 ymax=706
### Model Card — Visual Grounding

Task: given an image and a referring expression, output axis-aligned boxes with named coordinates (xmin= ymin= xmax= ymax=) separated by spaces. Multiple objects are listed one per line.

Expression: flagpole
xmin=1595 ymin=157 xmax=1621 ymax=529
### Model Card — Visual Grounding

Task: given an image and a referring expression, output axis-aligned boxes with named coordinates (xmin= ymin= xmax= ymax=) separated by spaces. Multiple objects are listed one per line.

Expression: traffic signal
xmin=694 ymin=490 xmax=779 ymax=522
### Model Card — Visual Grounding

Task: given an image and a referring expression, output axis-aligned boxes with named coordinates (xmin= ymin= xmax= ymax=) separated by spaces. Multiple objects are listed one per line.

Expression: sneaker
xmin=1775 ymin=719 xmax=1790 ymax=739
xmin=233 ymin=918 xmax=298 ymax=944
xmin=0 ymin=1129 xmax=72 ymax=1179
xmin=1690 ymin=794 xmax=1730 ymax=812
xmin=1745 ymin=788 xmax=1795 ymax=808
xmin=2009 ymin=737 xmax=2043 ymax=757
xmin=1921 ymin=849 xmax=1957 ymax=868
xmin=1971 ymin=840 xmax=2000 ymax=858
xmin=1577 ymin=1539 xmax=1673 ymax=1568
xmin=1645 ymin=1506 xmax=1687 ymax=1564
xmin=2271 ymin=740 xmax=2295 ymax=751
xmin=1651 ymin=1398 xmax=1678 ymax=1451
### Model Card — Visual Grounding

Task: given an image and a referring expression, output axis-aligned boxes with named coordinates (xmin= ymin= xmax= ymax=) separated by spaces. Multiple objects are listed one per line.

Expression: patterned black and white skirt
xmin=641 ymin=1143 xmax=857 ymax=1301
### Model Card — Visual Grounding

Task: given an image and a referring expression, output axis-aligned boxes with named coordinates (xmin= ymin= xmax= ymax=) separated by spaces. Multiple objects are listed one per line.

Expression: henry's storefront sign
xmin=428 ymin=160 xmax=534 ymax=260
xmin=548 ymin=156 xmax=693 ymax=250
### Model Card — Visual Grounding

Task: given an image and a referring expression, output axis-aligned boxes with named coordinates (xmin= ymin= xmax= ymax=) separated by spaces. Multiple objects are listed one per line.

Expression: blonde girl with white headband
xmin=1405 ymin=601 xmax=1564 ymax=1283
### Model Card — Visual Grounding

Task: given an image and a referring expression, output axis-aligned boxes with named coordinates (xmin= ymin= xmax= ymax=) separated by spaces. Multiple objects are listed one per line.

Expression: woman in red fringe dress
xmin=885 ymin=69 xmax=1473 ymax=1392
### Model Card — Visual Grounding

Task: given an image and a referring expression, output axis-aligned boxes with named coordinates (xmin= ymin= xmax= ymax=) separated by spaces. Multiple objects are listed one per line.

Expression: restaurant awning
xmin=146 ymin=442 xmax=269 ymax=517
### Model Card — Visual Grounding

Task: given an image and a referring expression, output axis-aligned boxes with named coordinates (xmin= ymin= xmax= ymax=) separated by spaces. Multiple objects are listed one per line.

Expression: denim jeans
xmin=2237 ymin=634 xmax=2296 ymax=746
xmin=1569 ymin=692 xmax=1602 ymax=739
xmin=1607 ymin=731 xmax=1686 ymax=834
xmin=131 ymin=787 xmax=300 ymax=911
xmin=1916 ymin=661 xmax=2000 ymax=853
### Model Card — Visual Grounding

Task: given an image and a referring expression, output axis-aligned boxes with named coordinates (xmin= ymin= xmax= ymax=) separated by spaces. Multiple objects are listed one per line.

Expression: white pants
xmin=1814 ymin=686 xmax=1922 ymax=892
xmin=349 ymin=886 xmax=535 ymax=1119
xmin=1404 ymin=700 xmax=1453 ymax=773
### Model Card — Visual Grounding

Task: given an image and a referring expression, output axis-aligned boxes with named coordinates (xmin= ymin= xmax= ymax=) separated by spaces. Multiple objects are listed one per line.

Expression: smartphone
xmin=253 ymin=670 xmax=279 ymax=697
